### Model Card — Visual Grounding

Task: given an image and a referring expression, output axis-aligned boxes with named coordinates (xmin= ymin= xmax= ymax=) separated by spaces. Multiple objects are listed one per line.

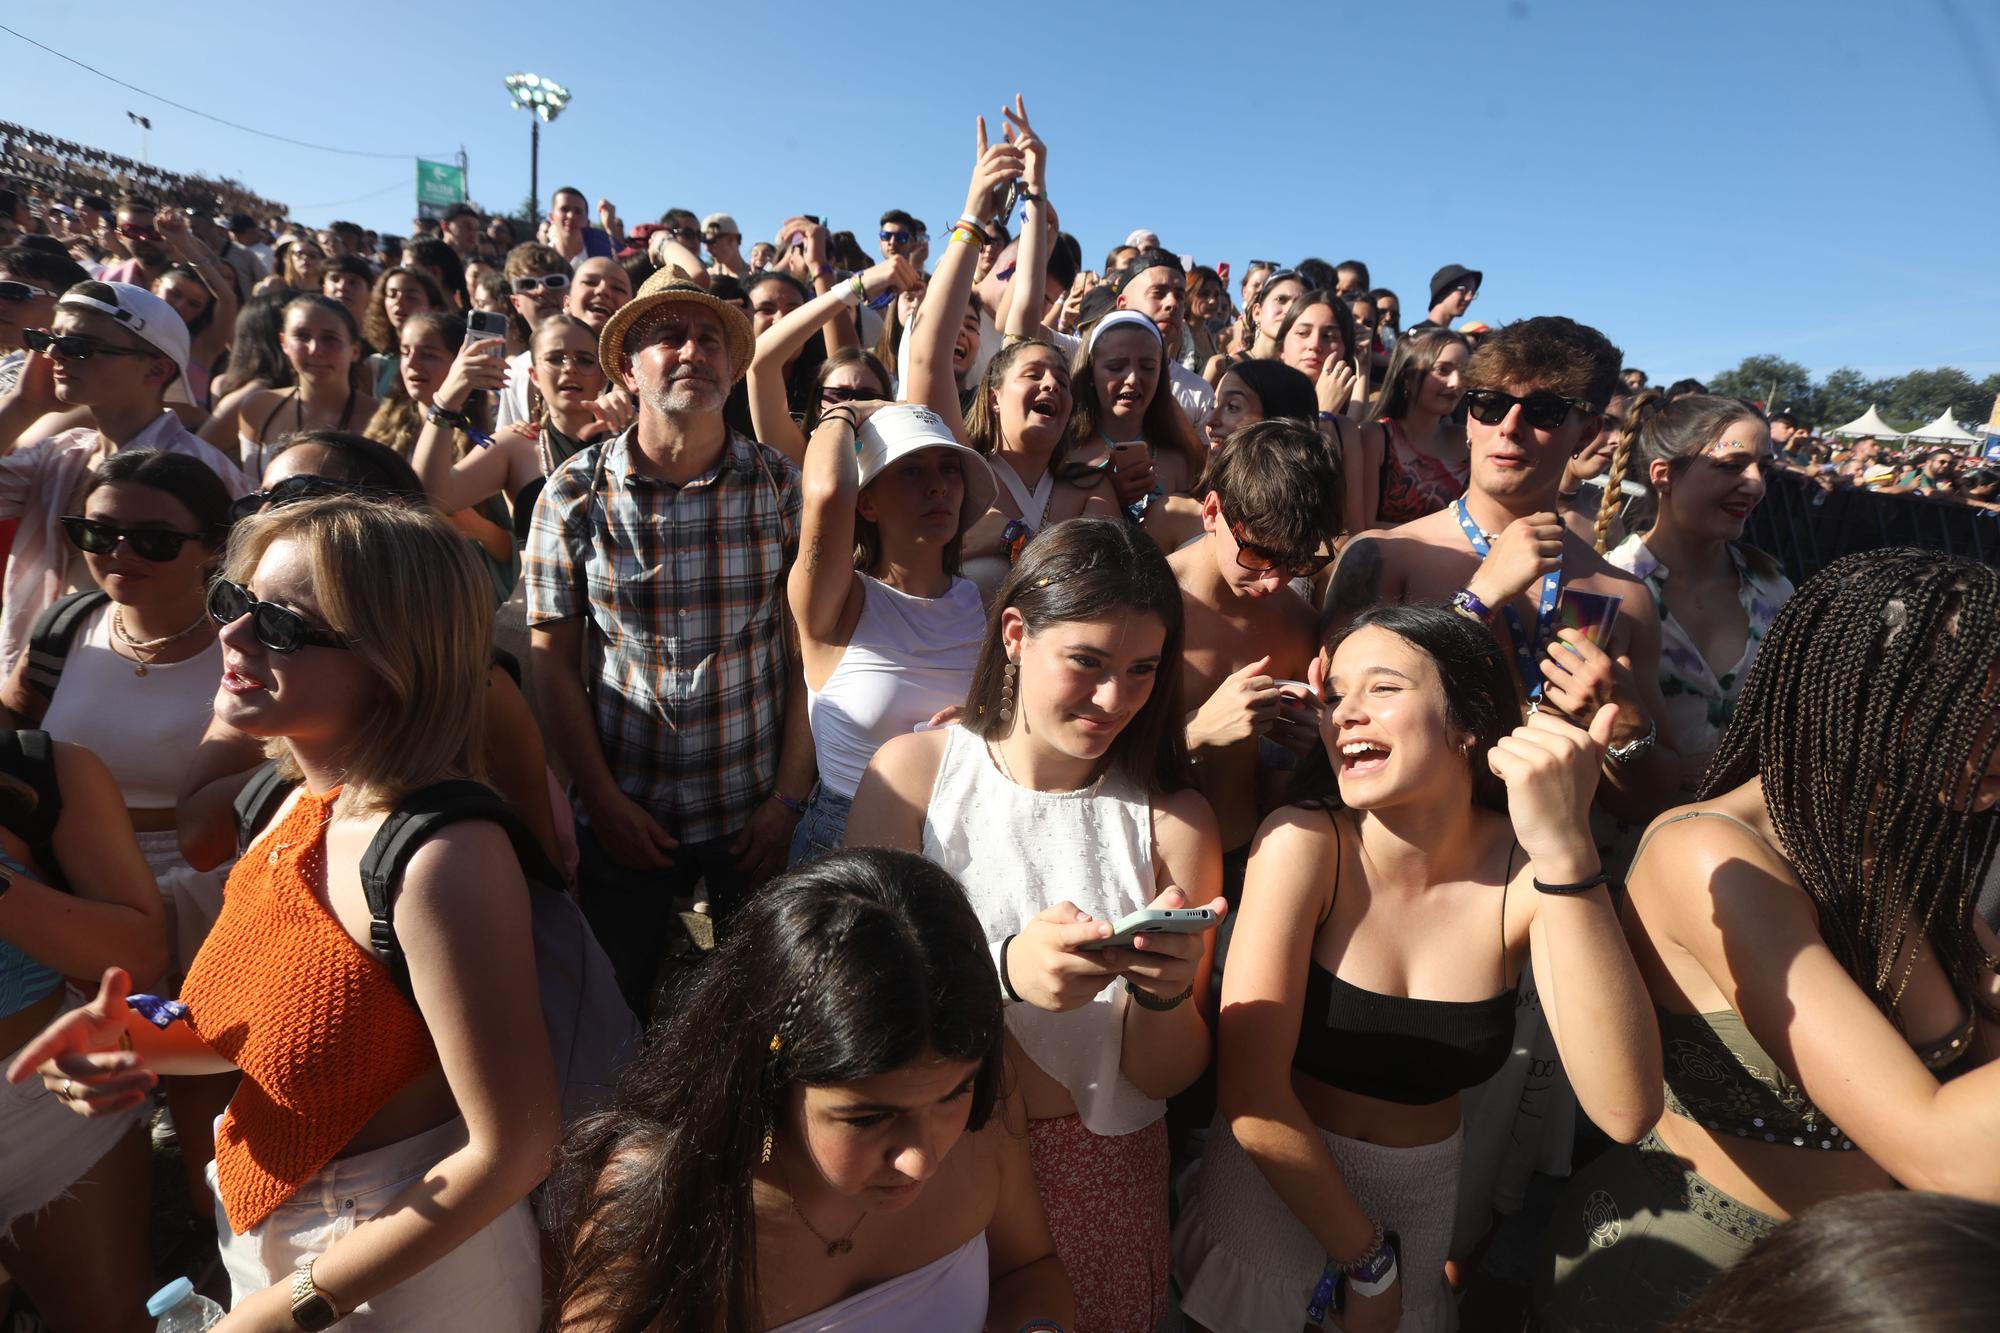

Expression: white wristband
xmin=836 ymin=274 xmax=866 ymax=308
xmin=1347 ymin=1253 xmax=1399 ymax=1300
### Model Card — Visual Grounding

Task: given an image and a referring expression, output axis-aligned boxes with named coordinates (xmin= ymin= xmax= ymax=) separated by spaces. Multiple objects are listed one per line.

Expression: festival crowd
xmin=0 ymin=98 xmax=1996 ymax=1333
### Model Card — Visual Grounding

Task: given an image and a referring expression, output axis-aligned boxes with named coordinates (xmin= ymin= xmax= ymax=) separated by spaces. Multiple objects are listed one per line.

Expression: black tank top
xmin=1291 ymin=812 xmax=1518 ymax=1105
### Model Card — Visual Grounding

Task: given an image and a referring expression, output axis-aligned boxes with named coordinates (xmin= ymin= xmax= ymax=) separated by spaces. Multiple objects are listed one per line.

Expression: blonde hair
xmin=223 ymin=496 xmax=491 ymax=814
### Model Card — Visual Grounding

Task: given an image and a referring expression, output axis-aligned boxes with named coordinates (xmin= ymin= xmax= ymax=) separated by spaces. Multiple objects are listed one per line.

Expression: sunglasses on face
xmin=0 ymin=281 xmax=56 ymax=303
xmin=669 ymin=226 xmax=700 ymax=243
xmin=1228 ymin=520 xmax=1333 ymax=579
xmin=510 ymin=273 xmax=570 ymax=294
xmin=117 ymin=223 xmax=161 ymax=240
xmin=878 ymin=231 xmax=912 ymax=246
xmin=818 ymin=385 xmax=874 ymax=406
xmin=23 ymin=328 xmax=157 ymax=361
xmin=227 ymin=474 xmax=370 ymax=523
xmin=60 ymin=515 xmax=206 ymax=562
xmin=1461 ymin=388 xmax=1591 ymax=431
xmin=207 ymin=578 xmax=349 ymax=654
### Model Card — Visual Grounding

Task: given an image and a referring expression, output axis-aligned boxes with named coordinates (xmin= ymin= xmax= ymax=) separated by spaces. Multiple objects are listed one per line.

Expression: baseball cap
xmin=1430 ymin=263 xmax=1482 ymax=306
xmin=702 ymin=213 xmax=740 ymax=238
xmin=854 ymin=404 xmax=996 ymax=533
xmin=57 ymin=280 xmax=190 ymax=392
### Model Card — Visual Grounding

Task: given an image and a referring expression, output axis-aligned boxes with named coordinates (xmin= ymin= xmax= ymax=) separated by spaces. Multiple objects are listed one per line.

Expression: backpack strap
xmin=22 ymin=590 xmax=111 ymax=704
xmin=232 ymin=761 xmax=301 ymax=858
xmin=359 ymin=780 xmax=560 ymax=1006
xmin=0 ymin=729 xmax=66 ymax=887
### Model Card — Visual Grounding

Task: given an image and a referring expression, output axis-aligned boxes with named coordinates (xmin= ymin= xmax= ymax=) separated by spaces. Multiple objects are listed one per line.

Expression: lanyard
xmin=1454 ymin=498 xmax=1561 ymax=700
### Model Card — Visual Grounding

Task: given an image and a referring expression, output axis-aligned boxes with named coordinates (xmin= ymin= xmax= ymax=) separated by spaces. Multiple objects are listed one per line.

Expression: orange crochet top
xmin=180 ymin=786 xmax=440 ymax=1232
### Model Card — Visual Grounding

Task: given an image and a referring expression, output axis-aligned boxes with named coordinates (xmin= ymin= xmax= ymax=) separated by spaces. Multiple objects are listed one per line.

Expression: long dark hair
xmin=963 ymin=517 xmax=1192 ymax=795
xmin=1374 ymin=327 xmax=1470 ymax=424
xmin=554 ymin=849 xmax=1004 ymax=1333
xmin=1699 ymin=549 xmax=2000 ymax=1022
xmin=214 ymin=292 xmax=293 ymax=398
xmin=1291 ymin=603 xmax=1518 ymax=812
xmin=1662 ymin=1191 xmax=2000 ymax=1332
xmin=81 ymin=449 xmax=233 ymax=549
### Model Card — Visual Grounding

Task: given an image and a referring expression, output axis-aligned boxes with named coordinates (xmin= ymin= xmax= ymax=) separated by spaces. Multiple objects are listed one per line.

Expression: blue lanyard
xmin=1454 ymin=498 xmax=1561 ymax=700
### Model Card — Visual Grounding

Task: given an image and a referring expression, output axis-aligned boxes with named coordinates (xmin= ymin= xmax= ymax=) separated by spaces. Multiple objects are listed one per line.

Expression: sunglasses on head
xmin=0 ymin=281 xmax=56 ymax=303
xmin=510 ymin=273 xmax=570 ymax=294
xmin=23 ymin=328 xmax=157 ymax=361
xmin=227 ymin=474 xmax=370 ymax=523
xmin=1227 ymin=519 xmax=1333 ymax=579
xmin=207 ymin=578 xmax=349 ymax=654
xmin=60 ymin=515 xmax=207 ymax=562
xmin=1461 ymin=387 xmax=1591 ymax=431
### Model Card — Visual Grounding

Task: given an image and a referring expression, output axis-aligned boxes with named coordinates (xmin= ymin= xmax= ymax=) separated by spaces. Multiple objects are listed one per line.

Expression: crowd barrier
xmin=1742 ymin=469 xmax=2000 ymax=585
xmin=1 ymin=120 xmax=287 ymax=223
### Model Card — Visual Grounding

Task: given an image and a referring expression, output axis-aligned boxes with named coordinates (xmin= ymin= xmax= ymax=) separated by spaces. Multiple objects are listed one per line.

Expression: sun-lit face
xmin=625 ymin=305 xmax=731 ymax=415
xmin=282 ymin=305 xmax=357 ymax=381
xmin=532 ymin=322 xmax=605 ymax=408
xmin=1324 ymin=625 xmax=1473 ymax=810
xmin=1091 ymin=325 xmax=1163 ymax=430
xmin=1280 ymin=302 xmax=1345 ymax=380
xmin=993 ymin=345 xmax=1071 ymax=452
xmin=1654 ymin=417 xmax=1771 ymax=544
xmin=1002 ymin=607 xmax=1166 ymax=763
xmin=1254 ymin=277 xmax=1305 ymax=341
xmin=785 ymin=1053 xmax=982 ymax=1212
xmin=398 ymin=324 xmax=453 ymax=407
xmin=1206 ymin=370 xmax=1262 ymax=450
xmin=79 ymin=480 xmax=215 ymax=609
xmin=214 ymin=537 xmax=380 ymax=747
xmin=1118 ymin=266 xmax=1186 ymax=346
xmin=565 ymin=258 xmax=632 ymax=332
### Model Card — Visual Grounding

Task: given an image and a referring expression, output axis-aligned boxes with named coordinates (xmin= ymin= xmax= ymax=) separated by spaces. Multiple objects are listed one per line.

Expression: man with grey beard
xmin=525 ymin=274 xmax=810 ymax=1017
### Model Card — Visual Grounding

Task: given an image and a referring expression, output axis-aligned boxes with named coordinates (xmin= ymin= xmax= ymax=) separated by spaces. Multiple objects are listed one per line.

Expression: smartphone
xmin=1273 ymin=679 xmax=1321 ymax=716
xmin=1108 ymin=440 xmax=1150 ymax=470
xmin=464 ymin=309 xmax=509 ymax=345
xmin=1073 ymin=907 xmax=1217 ymax=952
xmin=995 ymin=178 xmax=1023 ymax=224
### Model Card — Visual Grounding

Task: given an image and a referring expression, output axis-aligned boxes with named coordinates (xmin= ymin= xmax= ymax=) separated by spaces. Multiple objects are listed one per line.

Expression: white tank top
xmin=768 ymin=1232 xmax=986 ymax=1333
xmin=41 ymin=604 xmax=219 ymax=808
xmin=921 ymin=724 xmax=1162 ymax=1136
xmin=807 ymin=575 xmax=986 ymax=798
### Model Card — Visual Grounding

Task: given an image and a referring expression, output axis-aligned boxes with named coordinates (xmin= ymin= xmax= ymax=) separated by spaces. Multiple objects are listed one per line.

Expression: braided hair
xmin=553 ymin=849 xmax=1004 ymax=1333
xmin=1699 ymin=549 xmax=2000 ymax=1022
xmin=1593 ymin=391 xmax=1653 ymax=552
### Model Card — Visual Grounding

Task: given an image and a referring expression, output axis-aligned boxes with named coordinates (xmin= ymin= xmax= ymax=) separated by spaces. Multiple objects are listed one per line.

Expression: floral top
xmin=1605 ymin=534 xmax=1794 ymax=758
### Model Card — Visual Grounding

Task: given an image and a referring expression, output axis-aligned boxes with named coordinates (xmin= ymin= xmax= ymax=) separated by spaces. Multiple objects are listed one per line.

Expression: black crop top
xmin=1291 ymin=813 xmax=1520 ymax=1105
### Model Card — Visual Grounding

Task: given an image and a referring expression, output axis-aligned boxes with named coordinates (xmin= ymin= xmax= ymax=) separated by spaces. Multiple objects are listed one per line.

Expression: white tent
xmin=1829 ymin=404 xmax=1907 ymax=440
xmin=1904 ymin=409 xmax=1983 ymax=447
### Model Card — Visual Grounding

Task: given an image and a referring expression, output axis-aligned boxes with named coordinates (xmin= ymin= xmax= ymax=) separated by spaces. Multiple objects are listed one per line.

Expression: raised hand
xmin=1487 ymin=703 xmax=1617 ymax=871
xmin=434 ymin=337 xmax=509 ymax=414
xmin=964 ymin=116 xmax=1028 ymax=227
xmin=1465 ymin=511 xmax=1565 ymax=606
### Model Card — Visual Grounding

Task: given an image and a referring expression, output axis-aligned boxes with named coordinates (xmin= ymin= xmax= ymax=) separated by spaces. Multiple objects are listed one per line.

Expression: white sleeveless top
xmin=921 ymin=724 xmax=1162 ymax=1136
xmin=768 ymin=1232 xmax=987 ymax=1333
xmin=807 ymin=575 xmax=985 ymax=798
xmin=41 ymin=604 xmax=219 ymax=808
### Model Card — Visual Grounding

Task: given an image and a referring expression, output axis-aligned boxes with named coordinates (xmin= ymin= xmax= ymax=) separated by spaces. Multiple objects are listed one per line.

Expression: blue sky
xmin=5 ymin=2 xmax=1997 ymax=383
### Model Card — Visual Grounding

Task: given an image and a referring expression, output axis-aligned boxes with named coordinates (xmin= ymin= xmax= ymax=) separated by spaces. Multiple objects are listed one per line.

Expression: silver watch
xmin=1606 ymin=719 xmax=1658 ymax=764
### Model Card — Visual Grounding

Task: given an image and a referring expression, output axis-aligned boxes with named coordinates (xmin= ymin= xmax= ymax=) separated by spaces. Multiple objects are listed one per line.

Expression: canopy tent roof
xmin=1829 ymin=404 xmax=1906 ymax=440
xmin=1903 ymin=409 xmax=1982 ymax=446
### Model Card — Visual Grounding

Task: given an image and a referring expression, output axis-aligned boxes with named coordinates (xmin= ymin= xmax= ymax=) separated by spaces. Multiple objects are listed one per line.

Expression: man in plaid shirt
xmin=527 ymin=273 xmax=813 ymax=1016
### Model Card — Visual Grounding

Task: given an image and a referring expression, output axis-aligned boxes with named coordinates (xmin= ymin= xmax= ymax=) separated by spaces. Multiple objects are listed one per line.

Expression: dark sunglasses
xmin=60 ymin=515 xmax=207 ymax=562
xmin=878 ymin=230 xmax=913 ymax=246
xmin=818 ymin=385 xmax=874 ymax=406
xmin=1461 ymin=388 xmax=1592 ymax=431
xmin=510 ymin=273 xmax=570 ymax=294
xmin=207 ymin=578 xmax=348 ymax=654
xmin=0 ymin=280 xmax=55 ymax=303
xmin=669 ymin=226 xmax=701 ymax=242
xmin=117 ymin=223 xmax=161 ymax=241
xmin=227 ymin=474 xmax=369 ymax=523
xmin=1228 ymin=520 xmax=1334 ymax=579
xmin=23 ymin=328 xmax=158 ymax=361
xmin=1053 ymin=455 xmax=1114 ymax=488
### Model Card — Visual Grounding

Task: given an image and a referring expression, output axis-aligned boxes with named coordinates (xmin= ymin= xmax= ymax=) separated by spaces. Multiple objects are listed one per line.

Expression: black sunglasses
xmin=0 ymin=281 xmax=56 ymax=303
xmin=227 ymin=474 xmax=369 ymax=523
xmin=818 ymin=385 xmax=874 ymax=406
xmin=207 ymin=578 xmax=349 ymax=654
xmin=510 ymin=273 xmax=570 ymax=294
xmin=22 ymin=328 xmax=158 ymax=361
xmin=60 ymin=515 xmax=207 ymax=562
xmin=1462 ymin=388 xmax=1592 ymax=431
xmin=1228 ymin=520 xmax=1334 ymax=579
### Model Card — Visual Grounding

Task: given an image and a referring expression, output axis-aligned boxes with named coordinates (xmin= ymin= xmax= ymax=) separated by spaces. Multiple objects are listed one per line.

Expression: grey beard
xmin=641 ymin=377 xmax=724 ymax=417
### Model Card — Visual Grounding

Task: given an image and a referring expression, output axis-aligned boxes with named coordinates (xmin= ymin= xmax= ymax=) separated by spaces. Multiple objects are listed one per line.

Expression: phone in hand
xmin=1073 ymin=907 xmax=1217 ymax=952
xmin=465 ymin=310 xmax=509 ymax=345
xmin=1108 ymin=440 xmax=1150 ymax=470
xmin=995 ymin=178 xmax=1023 ymax=224
xmin=1273 ymin=679 xmax=1322 ymax=723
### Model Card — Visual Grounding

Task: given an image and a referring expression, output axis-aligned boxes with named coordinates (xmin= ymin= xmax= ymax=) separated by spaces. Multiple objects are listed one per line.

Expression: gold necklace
xmin=110 ymin=606 xmax=210 ymax=678
xmin=773 ymin=1155 xmax=866 ymax=1258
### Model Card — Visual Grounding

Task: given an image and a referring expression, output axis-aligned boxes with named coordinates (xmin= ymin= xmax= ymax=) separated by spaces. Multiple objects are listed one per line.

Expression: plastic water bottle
xmin=149 ymin=1277 xmax=225 ymax=1331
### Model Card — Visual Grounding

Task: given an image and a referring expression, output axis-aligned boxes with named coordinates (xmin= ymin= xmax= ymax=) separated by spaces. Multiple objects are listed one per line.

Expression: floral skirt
xmin=1027 ymin=1113 xmax=1170 ymax=1333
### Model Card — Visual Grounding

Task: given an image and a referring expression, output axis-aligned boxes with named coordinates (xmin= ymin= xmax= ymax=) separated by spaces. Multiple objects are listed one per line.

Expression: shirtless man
xmin=1174 ymin=419 xmax=1342 ymax=902
xmin=1325 ymin=315 xmax=1680 ymax=822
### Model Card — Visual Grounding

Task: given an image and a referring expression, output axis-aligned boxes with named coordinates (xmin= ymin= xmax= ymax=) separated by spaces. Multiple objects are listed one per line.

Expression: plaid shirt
xmin=525 ymin=426 xmax=802 ymax=843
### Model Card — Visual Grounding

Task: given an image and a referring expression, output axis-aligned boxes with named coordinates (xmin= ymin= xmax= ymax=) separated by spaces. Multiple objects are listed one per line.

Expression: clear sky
xmin=5 ymin=1 xmax=1997 ymax=383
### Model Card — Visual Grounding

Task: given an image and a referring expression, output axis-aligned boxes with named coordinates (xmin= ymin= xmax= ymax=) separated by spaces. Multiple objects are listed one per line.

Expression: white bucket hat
xmin=854 ymin=403 xmax=997 ymax=533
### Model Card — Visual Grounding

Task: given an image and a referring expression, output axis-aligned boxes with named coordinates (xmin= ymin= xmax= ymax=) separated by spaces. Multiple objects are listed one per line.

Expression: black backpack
xmin=0 ymin=729 xmax=67 ymax=888
xmin=21 ymin=590 xmax=110 ymax=705
xmin=233 ymin=765 xmax=639 ymax=1127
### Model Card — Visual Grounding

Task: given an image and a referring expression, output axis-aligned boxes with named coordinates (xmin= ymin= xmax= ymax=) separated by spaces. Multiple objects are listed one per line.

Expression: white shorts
xmin=212 ymin=1115 xmax=542 ymax=1331
xmin=0 ymin=991 xmax=144 ymax=1237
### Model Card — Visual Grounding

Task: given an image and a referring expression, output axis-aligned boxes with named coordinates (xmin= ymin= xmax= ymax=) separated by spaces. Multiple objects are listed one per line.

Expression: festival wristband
xmin=950 ymin=227 xmax=981 ymax=247
xmin=1124 ymin=978 xmax=1192 ymax=1011
xmin=771 ymin=790 xmax=805 ymax=815
xmin=999 ymin=935 xmax=1025 ymax=1003
xmin=839 ymin=274 xmax=866 ymax=307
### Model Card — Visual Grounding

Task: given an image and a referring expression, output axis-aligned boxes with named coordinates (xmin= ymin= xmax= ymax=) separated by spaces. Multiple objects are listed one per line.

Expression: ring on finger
xmin=53 ymin=1078 xmax=76 ymax=1103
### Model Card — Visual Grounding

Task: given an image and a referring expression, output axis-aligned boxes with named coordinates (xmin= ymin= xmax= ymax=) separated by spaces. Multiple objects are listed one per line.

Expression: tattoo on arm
xmin=1328 ymin=538 xmax=1384 ymax=618
xmin=804 ymin=535 xmax=823 ymax=576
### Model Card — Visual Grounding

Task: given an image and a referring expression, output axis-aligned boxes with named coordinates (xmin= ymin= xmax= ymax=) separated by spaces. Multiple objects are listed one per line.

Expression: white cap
xmin=57 ymin=281 xmax=191 ymax=393
xmin=853 ymin=404 xmax=997 ymax=533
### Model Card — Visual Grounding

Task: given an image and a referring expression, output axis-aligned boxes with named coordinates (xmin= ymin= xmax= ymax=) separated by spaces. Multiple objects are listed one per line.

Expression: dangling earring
xmin=760 ymin=1119 xmax=774 ymax=1164
xmin=999 ymin=659 xmax=1017 ymax=723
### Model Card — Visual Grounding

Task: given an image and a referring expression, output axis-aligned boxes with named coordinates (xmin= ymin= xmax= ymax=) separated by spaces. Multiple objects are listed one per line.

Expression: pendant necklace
xmin=110 ymin=606 xmax=209 ymax=678
xmin=774 ymin=1155 xmax=866 ymax=1258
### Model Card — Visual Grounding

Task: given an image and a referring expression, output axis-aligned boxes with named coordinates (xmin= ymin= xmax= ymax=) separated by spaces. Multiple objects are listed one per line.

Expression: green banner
xmin=415 ymin=159 xmax=466 ymax=217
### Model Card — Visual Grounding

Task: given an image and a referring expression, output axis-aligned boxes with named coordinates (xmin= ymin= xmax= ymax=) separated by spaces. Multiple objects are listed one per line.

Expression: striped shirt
xmin=525 ymin=426 xmax=801 ymax=844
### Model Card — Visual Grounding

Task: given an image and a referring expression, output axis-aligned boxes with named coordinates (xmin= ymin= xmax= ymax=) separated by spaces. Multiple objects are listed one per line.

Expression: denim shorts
xmin=788 ymin=783 xmax=854 ymax=866
xmin=211 ymin=1115 xmax=541 ymax=1330
xmin=0 ymin=992 xmax=143 ymax=1236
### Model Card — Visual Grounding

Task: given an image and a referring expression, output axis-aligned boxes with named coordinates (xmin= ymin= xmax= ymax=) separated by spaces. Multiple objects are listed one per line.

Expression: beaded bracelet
xmin=1123 ymin=977 xmax=1191 ymax=1011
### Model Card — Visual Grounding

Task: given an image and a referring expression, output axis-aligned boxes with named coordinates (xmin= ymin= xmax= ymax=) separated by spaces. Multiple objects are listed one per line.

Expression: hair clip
xmin=768 ymin=1033 xmax=784 ymax=1054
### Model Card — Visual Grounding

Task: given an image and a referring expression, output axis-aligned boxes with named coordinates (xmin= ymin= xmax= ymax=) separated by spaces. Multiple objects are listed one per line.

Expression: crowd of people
xmin=0 ymin=98 xmax=1996 ymax=1333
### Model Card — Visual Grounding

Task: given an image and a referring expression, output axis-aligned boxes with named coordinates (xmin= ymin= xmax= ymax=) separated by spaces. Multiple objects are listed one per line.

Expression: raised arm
xmin=908 ymin=117 xmax=1025 ymax=443
xmin=750 ymin=261 xmax=918 ymax=464
xmin=158 ymin=207 xmax=239 ymax=376
xmin=412 ymin=336 xmax=524 ymax=513
xmin=786 ymin=407 xmax=870 ymax=653
xmin=1001 ymin=96 xmax=1051 ymax=344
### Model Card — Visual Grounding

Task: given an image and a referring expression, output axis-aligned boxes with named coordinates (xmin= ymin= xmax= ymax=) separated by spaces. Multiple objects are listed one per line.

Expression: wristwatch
xmin=289 ymin=1260 xmax=340 ymax=1331
xmin=1606 ymin=718 xmax=1659 ymax=764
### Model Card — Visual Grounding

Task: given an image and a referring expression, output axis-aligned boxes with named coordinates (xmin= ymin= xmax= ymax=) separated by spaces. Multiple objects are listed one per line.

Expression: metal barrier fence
xmin=1742 ymin=470 xmax=2000 ymax=586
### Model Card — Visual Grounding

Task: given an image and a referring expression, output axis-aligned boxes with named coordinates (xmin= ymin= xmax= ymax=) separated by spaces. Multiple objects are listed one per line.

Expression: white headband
xmin=1087 ymin=309 xmax=1163 ymax=354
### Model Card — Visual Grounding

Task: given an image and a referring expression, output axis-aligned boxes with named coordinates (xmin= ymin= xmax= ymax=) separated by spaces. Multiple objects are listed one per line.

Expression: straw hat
xmin=597 ymin=271 xmax=755 ymax=386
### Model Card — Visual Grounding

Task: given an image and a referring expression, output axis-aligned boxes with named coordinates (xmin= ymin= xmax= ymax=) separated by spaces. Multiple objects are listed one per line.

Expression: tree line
xmin=1706 ymin=355 xmax=1998 ymax=434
